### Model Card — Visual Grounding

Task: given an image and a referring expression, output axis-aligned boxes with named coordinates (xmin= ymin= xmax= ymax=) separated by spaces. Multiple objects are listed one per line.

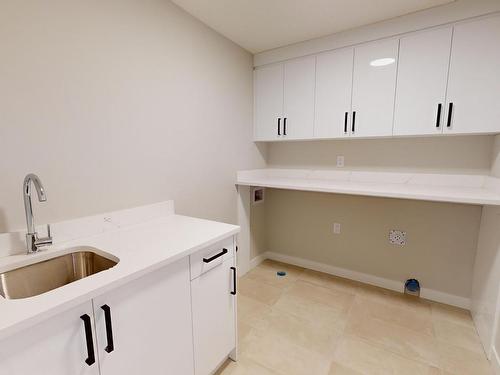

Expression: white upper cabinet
xmin=254 ymin=63 xmax=283 ymax=140
xmin=393 ymin=27 xmax=452 ymax=136
xmin=283 ymin=56 xmax=316 ymax=140
xmin=254 ymin=57 xmax=315 ymax=141
xmin=314 ymin=48 xmax=354 ymax=139
xmin=351 ymin=39 xmax=399 ymax=137
xmin=253 ymin=15 xmax=500 ymax=141
xmin=445 ymin=15 xmax=500 ymax=134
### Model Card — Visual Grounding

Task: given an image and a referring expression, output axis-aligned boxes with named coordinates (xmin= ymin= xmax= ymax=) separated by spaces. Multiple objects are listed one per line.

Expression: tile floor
xmin=216 ymin=260 xmax=492 ymax=375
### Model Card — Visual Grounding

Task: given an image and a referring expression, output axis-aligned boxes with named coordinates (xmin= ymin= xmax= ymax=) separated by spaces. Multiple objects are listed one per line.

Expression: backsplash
xmin=0 ymin=201 xmax=174 ymax=258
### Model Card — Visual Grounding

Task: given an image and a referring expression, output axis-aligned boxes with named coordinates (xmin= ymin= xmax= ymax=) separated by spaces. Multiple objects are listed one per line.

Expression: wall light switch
xmin=333 ymin=223 xmax=341 ymax=234
xmin=336 ymin=155 xmax=345 ymax=168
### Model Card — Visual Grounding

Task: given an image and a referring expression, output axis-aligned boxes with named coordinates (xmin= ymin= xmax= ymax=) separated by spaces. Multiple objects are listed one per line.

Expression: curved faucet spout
xmin=24 ymin=173 xmax=46 ymax=203
xmin=23 ymin=174 xmax=52 ymax=253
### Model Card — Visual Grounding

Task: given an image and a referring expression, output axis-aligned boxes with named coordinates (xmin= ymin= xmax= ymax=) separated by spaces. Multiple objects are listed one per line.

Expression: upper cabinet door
xmin=351 ymin=39 xmax=399 ymax=137
xmin=445 ymin=16 xmax=500 ymax=134
xmin=393 ymin=27 xmax=452 ymax=136
xmin=283 ymin=56 xmax=316 ymax=140
xmin=314 ymin=48 xmax=354 ymax=139
xmin=254 ymin=63 xmax=284 ymax=140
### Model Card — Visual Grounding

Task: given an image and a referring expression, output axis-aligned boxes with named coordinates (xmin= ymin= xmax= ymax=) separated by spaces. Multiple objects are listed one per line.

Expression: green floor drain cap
xmin=277 ymin=271 xmax=286 ymax=277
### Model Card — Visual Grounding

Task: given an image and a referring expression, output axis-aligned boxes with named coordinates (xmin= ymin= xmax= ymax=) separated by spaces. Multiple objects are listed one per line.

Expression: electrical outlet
xmin=389 ymin=230 xmax=406 ymax=246
xmin=336 ymin=155 xmax=345 ymax=168
xmin=333 ymin=223 xmax=341 ymax=234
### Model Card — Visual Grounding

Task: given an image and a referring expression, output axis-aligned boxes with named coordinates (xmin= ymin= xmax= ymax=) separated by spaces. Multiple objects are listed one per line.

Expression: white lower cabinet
xmin=191 ymin=253 xmax=236 ymax=375
xmin=93 ymin=257 xmax=194 ymax=375
xmin=0 ymin=237 xmax=237 ymax=375
xmin=0 ymin=301 xmax=99 ymax=375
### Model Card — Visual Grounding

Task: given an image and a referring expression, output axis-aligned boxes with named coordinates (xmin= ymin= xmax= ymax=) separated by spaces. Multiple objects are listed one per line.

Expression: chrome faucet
xmin=23 ymin=173 xmax=52 ymax=253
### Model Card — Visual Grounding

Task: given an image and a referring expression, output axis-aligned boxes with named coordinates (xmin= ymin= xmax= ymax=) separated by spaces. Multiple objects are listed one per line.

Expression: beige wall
xmin=267 ymin=136 xmax=493 ymax=174
xmin=257 ymin=189 xmax=481 ymax=298
xmin=255 ymin=136 xmax=494 ymax=300
xmin=0 ymin=0 xmax=265 ymax=232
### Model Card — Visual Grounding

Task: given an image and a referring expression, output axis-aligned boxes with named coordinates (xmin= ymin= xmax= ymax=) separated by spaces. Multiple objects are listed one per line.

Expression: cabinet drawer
xmin=190 ymin=237 xmax=234 ymax=280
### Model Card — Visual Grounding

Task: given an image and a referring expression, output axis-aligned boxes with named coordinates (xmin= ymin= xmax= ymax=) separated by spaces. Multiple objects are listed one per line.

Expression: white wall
xmin=472 ymin=135 xmax=500 ymax=364
xmin=0 ymin=0 xmax=265 ymax=233
xmin=254 ymin=0 xmax=500 ymax=66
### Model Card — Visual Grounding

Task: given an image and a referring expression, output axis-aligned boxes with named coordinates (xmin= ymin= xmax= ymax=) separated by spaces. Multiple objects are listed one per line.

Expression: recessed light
xmin=370 ymin=58 xmax=395 ymax=67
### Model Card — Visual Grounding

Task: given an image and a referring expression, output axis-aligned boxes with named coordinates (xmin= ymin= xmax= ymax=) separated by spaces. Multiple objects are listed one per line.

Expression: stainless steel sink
xmin=0 ymin=249 xmax=118 ymax=300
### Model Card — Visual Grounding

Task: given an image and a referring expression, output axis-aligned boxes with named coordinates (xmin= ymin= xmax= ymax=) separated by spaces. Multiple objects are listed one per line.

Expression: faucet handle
xmin=34 ymin=224 xmax=53 ymax=249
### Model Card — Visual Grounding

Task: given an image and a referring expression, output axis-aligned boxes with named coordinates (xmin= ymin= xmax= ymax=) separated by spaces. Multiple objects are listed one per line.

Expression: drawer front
xmin=190 ymin=236 xmax=235 ymax=280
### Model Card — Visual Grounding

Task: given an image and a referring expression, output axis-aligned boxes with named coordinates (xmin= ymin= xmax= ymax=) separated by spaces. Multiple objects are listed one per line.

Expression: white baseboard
xmin=245 ymin=253 xmax=267 ymax=275
xmin=492 ymin=347 xmax=500 ymax=375
xmin=257 ymin=251 xmax=470 ymax=309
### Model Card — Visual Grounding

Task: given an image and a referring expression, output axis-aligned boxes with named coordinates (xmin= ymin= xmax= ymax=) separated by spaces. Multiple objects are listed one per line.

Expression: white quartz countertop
xmin=0 ymin=212 xmax=239 ymax=340
xmin=237 ymin=169 xmax=500 ymax=206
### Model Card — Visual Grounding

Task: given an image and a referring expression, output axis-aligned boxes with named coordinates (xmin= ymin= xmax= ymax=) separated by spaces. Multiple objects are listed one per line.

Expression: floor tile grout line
xmin=237 ymin=260 xmax=488 ymax=375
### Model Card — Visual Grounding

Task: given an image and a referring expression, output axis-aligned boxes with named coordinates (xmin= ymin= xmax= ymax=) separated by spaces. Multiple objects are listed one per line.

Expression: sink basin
xmin=0 ymin=248 xmax=118 ymax=300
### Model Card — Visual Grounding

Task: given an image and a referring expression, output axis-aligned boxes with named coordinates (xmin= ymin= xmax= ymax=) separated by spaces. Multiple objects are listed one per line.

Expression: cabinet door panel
xmin=393 ymin=27 xmax=452 ymax=136
xmin=0 ymin=302 xmax=99 ymax=375
xmin=283 ymin=56 xmax=316 ymax=139
xmin=445 ymin=16 xmax=500 ymax=134
xmin=315 ymin=48 xmax=354 ymax=138
xmin=192 ymin=257 xmax=236 ymax=375
xmin=94 ymin=258 xmax=194 ymax=375
xmin=254 ymin=64 xmax=283 ymax=140
xmin=352 ymin=39 xmax=399 ymax=137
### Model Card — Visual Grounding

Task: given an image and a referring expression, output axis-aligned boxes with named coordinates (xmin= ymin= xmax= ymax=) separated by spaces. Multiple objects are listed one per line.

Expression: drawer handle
xmin=203 ymin=248 xmax=228 ymax=263
xmin=231 ymin=267 xmax=237 ymax=295
xmin=80 ymin=314 xmax=96 ymax=366
xmin=101 ymin=304 xmax=115 ymax=353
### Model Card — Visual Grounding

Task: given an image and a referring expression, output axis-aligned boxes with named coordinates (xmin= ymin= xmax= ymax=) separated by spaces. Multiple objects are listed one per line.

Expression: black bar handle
xmin=283 ymin=118 xmax=287 ymax=135
xmin=344 ymin=112 xmax=348 ymax=133
xmin=446 ymin=102 xmax=453 ymax=128
xmin=203 ymin=248 xmax=228 ymax=263
xmin=352 ymin=111 xmax=356 ymax=133
xmin=230 ymin=267 xmax=237 ymax=295
xmin=101 ymin=304 xmax=115 ymax=353
xmin=277 ymin=118 xmax=281 ymax=135
xmin=435 ymin=103 xmax=442 ymax=128
xmin=80 ymin=314 xmax=96 ymax=366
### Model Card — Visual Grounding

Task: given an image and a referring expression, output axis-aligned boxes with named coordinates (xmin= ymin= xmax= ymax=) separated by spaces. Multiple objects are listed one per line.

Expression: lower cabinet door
xmin=93 ymin=257 xmax=194 ymax=375
xmin=191 ymin=257 xmax=236 ymax=375
xmin=0 ymin=301 xmax=99 ymax=375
